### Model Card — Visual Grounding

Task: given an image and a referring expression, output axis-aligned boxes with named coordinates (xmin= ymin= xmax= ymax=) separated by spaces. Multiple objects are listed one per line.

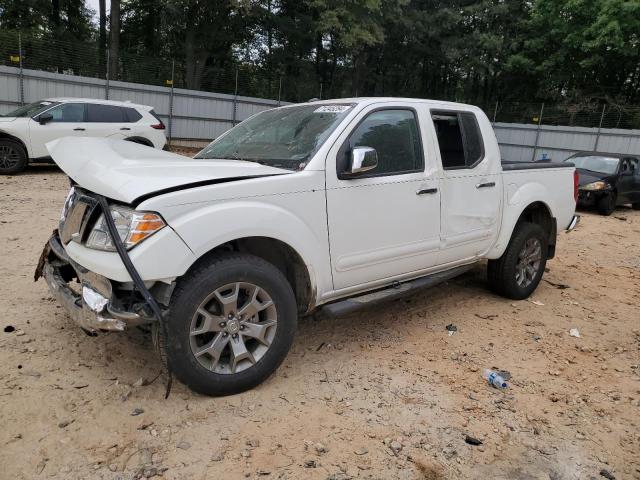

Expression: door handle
xmin=120 ymin=127 xmax=131 ymax=131
xmin=476 ymin=182 xmax=496 ymax=189
xmin=416 ymin=188 xmax=438 ymax=195
xmin=73 ymin=127 xmax=85 ymax=131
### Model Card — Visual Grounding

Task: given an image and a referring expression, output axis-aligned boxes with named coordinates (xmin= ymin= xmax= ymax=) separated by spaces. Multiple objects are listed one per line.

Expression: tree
xmin=109 ymin=0 xmax=121 ymax=79
xmin=99 ymin=0 xmax=107 ymax=66
xmin=520 ymin=0 xmax=640 ymax=103
xmin=1 ymin=0 xmax=638 ymax=106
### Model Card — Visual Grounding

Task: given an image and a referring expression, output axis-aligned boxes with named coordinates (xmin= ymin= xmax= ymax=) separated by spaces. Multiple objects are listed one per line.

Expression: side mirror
xmin=349 ymin=146 xmax=378 ymax=175
xmin=38 ymin=113 xmax=53 ymax=125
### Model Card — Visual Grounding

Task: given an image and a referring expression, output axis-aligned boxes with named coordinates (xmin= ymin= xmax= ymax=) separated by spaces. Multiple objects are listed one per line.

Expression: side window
xmin=87 ymin=104 xmax=126 ymax=123
xmin=621 ymin=159 xmax=631 ymax=173
xmin=622 ymin=158 xmax=637 ymax=174
xmin=46 ymin=103 xmax=85 ymax=122
xmin=432 ymin=111 xmax=484 ymax=169
xmin=124 ymin=108 xmax=142 ymax=122
xmin=342 ymin=109 xmax=423 ymax=176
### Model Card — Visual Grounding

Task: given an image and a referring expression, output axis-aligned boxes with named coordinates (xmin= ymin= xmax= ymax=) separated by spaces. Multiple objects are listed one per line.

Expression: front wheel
xmin=597 ymin=192 xmax=616 ymax=216
xmin=487 ymin=222 xmax=548 ymax=300
xmin=162 ymin=253 xmax=297 ymax=396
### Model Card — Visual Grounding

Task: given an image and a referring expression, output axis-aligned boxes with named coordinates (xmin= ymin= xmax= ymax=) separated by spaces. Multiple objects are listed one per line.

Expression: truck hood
xmin=0 ymin=116 xmax=18 ymax=122
xmin=47 ymin=137 xmax=290 ymax=204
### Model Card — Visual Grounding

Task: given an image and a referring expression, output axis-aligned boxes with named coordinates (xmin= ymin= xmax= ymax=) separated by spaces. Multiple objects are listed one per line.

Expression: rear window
xmin=149 ymin=110 xmax=164 ymax=125
xmin=87 ymin=104 xmax=126 ymax=123
xmin=432 ymin=111 xmax=485 ymax=169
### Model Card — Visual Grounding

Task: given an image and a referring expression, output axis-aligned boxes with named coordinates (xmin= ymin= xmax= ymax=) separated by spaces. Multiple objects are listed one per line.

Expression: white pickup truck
xmin=37 ymin=98 xmax=579 ymax=396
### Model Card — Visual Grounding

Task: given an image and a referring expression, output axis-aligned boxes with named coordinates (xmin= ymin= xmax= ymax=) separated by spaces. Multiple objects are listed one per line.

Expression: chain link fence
xmin=2 ymin=30 xmax=640 ymax=138
xmin=478 ymin=101 xmax=640 ymax=131
xmin=0 ymin=30 xmax=322 ymax=104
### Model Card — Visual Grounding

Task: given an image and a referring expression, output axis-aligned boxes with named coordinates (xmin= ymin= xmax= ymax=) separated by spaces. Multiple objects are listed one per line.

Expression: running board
xmin=320 ymin=264 xmax=475 ymax=318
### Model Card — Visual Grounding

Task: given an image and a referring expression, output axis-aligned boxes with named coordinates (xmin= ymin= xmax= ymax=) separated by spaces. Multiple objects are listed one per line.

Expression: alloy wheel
xmin=0 ymin=145 xmax=20 ymax=169
xmin=515 ymin=238 xmax=542 ymax=288
xmin=189 ymin=282 xmax=278 ymax=374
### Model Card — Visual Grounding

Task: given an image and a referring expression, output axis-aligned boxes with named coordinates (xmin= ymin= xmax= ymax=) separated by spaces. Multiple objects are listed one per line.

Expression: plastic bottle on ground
xmin=483 ymin=369 xmax=508 ymax=389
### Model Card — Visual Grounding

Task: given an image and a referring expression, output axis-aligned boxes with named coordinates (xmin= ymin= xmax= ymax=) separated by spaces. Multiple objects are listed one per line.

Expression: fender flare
xmin=487 ymin=181 xmax=555 ymax=259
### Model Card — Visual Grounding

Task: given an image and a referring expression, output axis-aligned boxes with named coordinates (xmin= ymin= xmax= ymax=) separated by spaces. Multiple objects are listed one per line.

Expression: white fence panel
xmin=2 ymin=65 xmax=639 ymax=156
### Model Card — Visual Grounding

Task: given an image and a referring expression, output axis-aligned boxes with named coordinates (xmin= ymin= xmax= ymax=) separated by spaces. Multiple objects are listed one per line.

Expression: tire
xmin=487 ymin=222 xmax=548 ymax=300
xmin=162 ymin=252 xmax=297 ymax=396
xmin=0 ymin=139 xmax=27 ymax=174
xmin=597 ymin=192 xmax=616 ymax=216
xmin=632 ymin=203 xmax=640 ymax=210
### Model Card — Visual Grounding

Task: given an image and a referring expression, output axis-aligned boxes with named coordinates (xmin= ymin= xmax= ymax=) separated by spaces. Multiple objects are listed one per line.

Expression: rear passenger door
xmin=86 ymin=104 xmax=131 ymax=139
xmin=430 ymin=109 xmax=502 ymax=263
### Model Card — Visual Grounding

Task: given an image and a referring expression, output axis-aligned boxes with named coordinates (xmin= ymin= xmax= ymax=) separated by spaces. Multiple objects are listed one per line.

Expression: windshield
xmin=568 ymin=155 xmax=619 ymax=175
xmin=1 ymin=100 xmax=57 ymax=118
xmin=195 ymin=104 xmax=354 ymax=170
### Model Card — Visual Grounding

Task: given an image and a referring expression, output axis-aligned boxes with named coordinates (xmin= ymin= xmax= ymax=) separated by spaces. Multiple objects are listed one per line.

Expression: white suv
xmin=0 ymin=98 xmax=167 ymax=174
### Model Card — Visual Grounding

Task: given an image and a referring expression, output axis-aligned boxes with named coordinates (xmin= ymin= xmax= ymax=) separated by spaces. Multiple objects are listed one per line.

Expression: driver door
xmin=618 ymin=157 xmax=640 ymax=204
xmin=325 ymin=105 xmax=441 ymax=290
xmin=29 ymin=103 xmax=87 ymax=158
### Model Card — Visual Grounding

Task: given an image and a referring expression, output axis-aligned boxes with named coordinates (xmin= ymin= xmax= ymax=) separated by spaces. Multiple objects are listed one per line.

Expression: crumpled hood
xmin=576 ymin=169 xmax=617 ymax=187
xmin=47 ymin=137 xmax=289 ymax=204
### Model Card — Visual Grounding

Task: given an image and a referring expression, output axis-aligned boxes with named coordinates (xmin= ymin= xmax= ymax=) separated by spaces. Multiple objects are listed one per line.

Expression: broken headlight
xmin=86 ymin=205 xmax=166 ymax=251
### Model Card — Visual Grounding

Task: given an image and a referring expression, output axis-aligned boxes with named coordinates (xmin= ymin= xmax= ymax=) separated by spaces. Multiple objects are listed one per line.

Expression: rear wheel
xmin=487 ymin=222 xmax=548 ymax=300
xmin=597 ymin=192 xmax=616 ymax=216
xmin=632 ymin=203 xmax=640 ymax=210
xmin=162 ymin=253 xmax=297 ymax=396
xmin=0 ymin=139 xmax=27 ymax=174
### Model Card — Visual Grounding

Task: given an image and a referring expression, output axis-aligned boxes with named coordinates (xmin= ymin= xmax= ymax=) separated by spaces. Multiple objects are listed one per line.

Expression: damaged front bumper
xmin=35 ymin=232 xmax=157 ymax=333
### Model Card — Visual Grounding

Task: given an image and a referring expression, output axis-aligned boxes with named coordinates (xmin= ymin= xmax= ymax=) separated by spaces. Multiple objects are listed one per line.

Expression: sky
xmin=85 ymin=0 xmax=104 ymax=22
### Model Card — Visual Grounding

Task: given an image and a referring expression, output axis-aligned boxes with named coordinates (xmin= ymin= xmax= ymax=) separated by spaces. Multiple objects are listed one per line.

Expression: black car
xmin=565 ymin=152 xmax=640 ymax=215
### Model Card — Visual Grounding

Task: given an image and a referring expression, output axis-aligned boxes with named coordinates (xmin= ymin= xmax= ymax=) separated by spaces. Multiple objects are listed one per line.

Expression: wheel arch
xmin=124 ymin=136 xmax=154 ymax=147
xmin=516 ymin=201 xmax=556 ymax=258
xmin=488 ymin=199 xmax=557 ymax=260
xmin=184 ymin=236 xmax=315 ymax=315
xmin=0 ymin=130 xmax=29 ymax=158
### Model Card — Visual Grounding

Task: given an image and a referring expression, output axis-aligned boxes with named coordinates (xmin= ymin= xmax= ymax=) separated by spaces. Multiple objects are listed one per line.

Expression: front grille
xmin=59 ymin=189 xmax=99 ymax=245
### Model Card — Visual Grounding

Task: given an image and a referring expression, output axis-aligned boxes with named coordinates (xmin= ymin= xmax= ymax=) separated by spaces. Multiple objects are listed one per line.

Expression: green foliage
xmin=0 ymin=0 xmax=638 ymax=104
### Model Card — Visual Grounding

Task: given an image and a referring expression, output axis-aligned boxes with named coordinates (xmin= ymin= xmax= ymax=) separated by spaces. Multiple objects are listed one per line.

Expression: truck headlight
xmin=580 ymin=181 xmax=608 ymax=191
xmin=86 ymin=205 xmax=166 ymax=251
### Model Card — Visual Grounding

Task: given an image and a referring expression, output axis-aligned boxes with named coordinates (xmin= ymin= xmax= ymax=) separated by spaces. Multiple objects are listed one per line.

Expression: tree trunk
xmin=51 ymin=0 xmax=60 ymax=29
xmin=99 ymin=0 xmax=107 ymax=71
xmin=109 ymin=0 xmax=120 ymax=80
xmin=185 ymin=28 xmax=196 ymax=89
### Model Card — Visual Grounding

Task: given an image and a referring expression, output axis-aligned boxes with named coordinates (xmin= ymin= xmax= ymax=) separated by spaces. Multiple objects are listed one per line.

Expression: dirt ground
xmin=1 ymin=166 xmax=639 ymax=480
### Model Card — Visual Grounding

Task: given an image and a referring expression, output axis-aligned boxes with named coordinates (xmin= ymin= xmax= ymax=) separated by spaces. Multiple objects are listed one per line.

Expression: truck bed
xmin=501 ymin=160 xmax=574 ymax=171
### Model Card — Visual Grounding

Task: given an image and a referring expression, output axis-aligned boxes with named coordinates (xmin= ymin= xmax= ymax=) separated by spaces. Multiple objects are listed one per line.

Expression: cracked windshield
xmin=195 ymin=104 xmax=353 ymax=170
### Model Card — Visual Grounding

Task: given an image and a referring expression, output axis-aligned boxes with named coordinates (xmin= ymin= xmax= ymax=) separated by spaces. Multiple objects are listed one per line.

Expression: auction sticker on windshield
xmin=314 ymin=105 xmax=351 ymax=113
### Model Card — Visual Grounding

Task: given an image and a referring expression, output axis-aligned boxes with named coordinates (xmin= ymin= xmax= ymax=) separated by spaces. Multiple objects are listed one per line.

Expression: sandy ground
xmin=1 ymin=166 xmax=639 ymax=480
